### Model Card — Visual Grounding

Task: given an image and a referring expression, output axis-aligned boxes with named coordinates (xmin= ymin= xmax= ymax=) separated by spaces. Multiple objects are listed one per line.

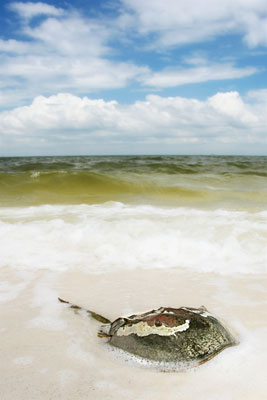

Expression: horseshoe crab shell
xmin=98 ymin=306 xmax=237 ymax=365
xmin=58 ymin=299 xmax=237 ymax=367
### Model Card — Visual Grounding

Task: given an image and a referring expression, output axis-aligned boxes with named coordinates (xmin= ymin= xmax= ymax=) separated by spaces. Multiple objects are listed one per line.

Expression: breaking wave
xmin=1 ymin=203 xmax=266 ymax=275
xmin=0 ymin=154 xmax=267 ymax=209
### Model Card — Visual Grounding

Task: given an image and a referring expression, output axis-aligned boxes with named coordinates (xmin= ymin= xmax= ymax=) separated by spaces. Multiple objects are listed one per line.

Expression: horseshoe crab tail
xmin=58 ymin=297 xmax=111 ymax=324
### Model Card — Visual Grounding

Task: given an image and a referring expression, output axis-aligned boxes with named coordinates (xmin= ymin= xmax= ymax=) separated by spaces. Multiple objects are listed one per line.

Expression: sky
xmin=0 ymin=0 xmax=266 ymax=156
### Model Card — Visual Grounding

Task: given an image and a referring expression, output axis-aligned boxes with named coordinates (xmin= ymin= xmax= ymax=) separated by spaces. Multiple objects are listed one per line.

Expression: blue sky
xmin=0 ymin=0 xmax=266 ymax=155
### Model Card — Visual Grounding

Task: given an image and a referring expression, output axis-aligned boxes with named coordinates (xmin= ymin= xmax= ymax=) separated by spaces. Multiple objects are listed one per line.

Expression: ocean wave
xmin=1 ymin=203 xmax=266 ymax=275
xmin=0 ymin=170 xmax=223 ymax=207
xmin=0 ymin=167 xmax=266 ymax=209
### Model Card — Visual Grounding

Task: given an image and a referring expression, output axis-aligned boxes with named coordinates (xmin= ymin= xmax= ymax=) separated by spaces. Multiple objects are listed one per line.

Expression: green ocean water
xmin=0 ymin=155 xmax=267 ymax=210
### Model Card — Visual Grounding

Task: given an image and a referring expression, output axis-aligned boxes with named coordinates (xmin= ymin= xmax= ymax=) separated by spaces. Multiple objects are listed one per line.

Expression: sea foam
xmin=0 ymin=202 xmax=266 ymax=275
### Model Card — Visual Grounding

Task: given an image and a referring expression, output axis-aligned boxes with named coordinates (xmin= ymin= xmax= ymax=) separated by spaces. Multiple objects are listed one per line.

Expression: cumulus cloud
xmin=0 ymin=92 xmax=266 ymax=154
xmin=207 ymin=92 xmax=259 ymax=124
xmin=121 ymin=0 xmax=267 ymax=48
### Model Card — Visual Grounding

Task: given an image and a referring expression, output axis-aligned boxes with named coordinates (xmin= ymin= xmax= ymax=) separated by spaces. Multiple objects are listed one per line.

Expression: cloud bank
xmin=1 ymin=91 xmax=266 ymax=155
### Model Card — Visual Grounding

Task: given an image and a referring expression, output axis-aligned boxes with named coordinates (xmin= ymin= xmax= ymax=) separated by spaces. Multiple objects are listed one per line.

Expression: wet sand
xmin=0 ymin=267 xmax=267 ymax=400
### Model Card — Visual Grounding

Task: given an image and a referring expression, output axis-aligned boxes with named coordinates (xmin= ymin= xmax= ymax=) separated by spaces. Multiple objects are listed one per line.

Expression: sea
xmin=0 ymin=155 xmax=267 ymax=399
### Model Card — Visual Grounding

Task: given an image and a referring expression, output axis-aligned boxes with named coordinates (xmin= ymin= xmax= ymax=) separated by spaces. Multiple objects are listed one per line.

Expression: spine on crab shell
xmin=58 ymin=297 xmax=111 ymax=324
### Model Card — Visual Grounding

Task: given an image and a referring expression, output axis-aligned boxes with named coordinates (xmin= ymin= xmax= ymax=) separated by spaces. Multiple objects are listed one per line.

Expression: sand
xmin=0 ymin=267 xmax=267 ymax=400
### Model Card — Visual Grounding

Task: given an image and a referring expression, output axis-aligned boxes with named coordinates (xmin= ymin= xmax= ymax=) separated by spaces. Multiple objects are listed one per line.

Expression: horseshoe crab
xmin=58 ymin=298 xmax=237 ymax=368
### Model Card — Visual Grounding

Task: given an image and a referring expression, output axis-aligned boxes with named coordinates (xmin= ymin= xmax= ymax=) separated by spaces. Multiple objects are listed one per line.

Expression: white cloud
xmin=121 ymin=0 xmax=267 ymax=48
xmin=241 ymin=13 xmax=267 ymax=48
xmin=0 ymin=3 xmax=148 ymax=107
xmin=207 ymin=92 xmax=258 ymax=124
xmin=0 ymin=1 xmax=264 ymax=109
xmin=23 ymin=14 xmax=109 ymax=57
xmin=246 ymin=88 xmax=267 ymax=102
xmin=0 ymin=92 xmax=266 ymax=154
xmin=0 ymin=38 xmax=32 ymax=54
xmin=141 ymin=62 xmax=258 ymax=88
xmin=9 ymin=1 xmax=64 ymax=20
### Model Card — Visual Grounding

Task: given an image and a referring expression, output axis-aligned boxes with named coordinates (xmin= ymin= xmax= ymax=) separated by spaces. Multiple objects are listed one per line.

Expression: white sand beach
xmin=1 ymin=267 xmax=266 ymax=400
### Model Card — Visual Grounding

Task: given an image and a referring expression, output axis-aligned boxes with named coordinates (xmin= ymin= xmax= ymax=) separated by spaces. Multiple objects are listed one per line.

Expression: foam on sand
xmin=0 ymin=267 xmax=266 ymax=400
